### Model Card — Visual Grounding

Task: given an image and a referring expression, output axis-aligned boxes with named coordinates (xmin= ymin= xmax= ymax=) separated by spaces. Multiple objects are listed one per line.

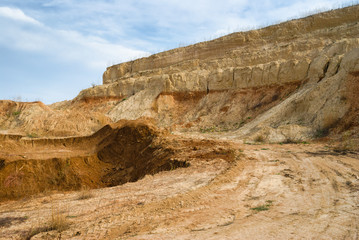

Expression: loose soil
xmin=0 ymin=125 xmax=358 ymax=239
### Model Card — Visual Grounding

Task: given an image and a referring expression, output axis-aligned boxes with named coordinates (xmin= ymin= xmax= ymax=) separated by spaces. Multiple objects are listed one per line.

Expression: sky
xmin=0 ymin=0 xmax=357 ymax=104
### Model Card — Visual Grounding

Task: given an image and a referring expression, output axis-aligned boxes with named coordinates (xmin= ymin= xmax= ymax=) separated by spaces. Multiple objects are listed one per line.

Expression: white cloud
xmin=1 ymin=1 xmax=354 ymax=67
xmin=0 ymin=6 xmax=149 ymax=70
xmin=0 ymin=7 xmax=41 ymax=25
xmin=53 ymin=29 xmax=150 ymax=68
xmin=264 ymin=0 xmax=342 ymax=22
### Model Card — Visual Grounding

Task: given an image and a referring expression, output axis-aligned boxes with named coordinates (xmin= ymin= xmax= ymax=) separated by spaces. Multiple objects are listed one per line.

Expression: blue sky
xmin=0 ymin=0 xmax=356 ymax=104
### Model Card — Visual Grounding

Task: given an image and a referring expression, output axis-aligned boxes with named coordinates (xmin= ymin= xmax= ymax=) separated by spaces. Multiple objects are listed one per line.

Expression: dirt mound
xmin=0 ymin=99 xmax=114 ymax=137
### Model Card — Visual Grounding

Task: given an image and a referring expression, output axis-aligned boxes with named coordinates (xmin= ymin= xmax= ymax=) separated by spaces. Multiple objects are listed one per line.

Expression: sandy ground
xmin=0 ymin=134 xmax=358 ymax=239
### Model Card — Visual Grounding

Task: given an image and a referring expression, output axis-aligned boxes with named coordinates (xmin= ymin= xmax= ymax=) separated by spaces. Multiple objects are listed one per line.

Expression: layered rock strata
xmin=71 ymin=5 xmax=359 ymax=141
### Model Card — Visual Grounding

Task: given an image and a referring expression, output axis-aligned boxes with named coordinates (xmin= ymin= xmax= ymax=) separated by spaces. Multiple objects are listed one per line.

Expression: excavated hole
xmin=97 ymin=124 xmax=189 ymax=186
xmin=0 ymin=122 xmax=189 ymax=200
xmin=0 ymin=159 xmax=5 ymax=170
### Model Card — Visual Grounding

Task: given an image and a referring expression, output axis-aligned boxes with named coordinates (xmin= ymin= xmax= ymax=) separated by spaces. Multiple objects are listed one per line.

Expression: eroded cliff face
xmin=71 ymin=5 xmax=359 ymax=142
xmin=102 ymin=5 xmax=359 ymax=84
xmin=1 ymin=5 xmax=358 ymax=142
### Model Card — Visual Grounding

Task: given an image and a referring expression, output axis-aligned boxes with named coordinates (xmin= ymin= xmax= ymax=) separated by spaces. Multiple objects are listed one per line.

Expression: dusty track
xmin=0 ymin=134 xmax=357 ymax=239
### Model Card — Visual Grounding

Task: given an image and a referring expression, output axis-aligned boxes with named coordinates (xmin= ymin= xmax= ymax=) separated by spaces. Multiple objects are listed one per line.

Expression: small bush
xmin=314 ymin=128 xmax=329 ymax=138
xmin=76 ymin=187 xmax=94 ymax=200
xmin=281 ymin=138 xmax=310 ymax=144
xmin=254 ymin=135 xmax=265 ymax=143
xmin=12 ymin=111 xmax=21 ymax=116
xmin=200 ymin=126 xmax=216 ymax=133
xmin=251 ymin=200 xmax=273 ymax=212
xmin=251 ymin=205 xmax=270 ymax=211
xmin=48 ymin=213 xmax=69 ymax=232
xmin=27 ymin=133 xmax=39 ymax=138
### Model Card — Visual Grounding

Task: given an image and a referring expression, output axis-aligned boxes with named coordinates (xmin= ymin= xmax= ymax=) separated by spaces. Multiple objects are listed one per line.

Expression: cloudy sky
xmin=0 ymin=0 xmax=356 ymax=104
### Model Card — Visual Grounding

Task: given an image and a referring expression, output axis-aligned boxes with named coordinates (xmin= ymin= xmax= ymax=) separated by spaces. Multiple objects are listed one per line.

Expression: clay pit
xmin=0 ymin=120 xmax=195 ymax=201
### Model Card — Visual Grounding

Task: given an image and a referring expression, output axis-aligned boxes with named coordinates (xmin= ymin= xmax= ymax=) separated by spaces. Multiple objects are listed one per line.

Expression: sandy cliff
xmin=0 ymin=5 xmax=358 ymax=142
xmin=72 ymin=5 xmax=359 ymax=142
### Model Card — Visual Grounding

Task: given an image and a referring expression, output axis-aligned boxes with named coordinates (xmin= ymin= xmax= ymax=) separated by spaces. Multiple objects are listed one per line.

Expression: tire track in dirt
xmin=98 ymin=143 xmax=358 ymax=239
xmin=153 ymin=143 xmax=359 ymax=240
xmin=0 ymin=141 xmax=358 ymax=239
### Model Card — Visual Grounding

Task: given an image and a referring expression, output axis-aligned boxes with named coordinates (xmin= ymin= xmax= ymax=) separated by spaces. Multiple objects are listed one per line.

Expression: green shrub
xmin=251 ymin=200 xmax=273 ymax=212
xmin=12 ymin=111 xmax=21 ymax=116
xmin=27 ymin=133 xmax=39 ymax=138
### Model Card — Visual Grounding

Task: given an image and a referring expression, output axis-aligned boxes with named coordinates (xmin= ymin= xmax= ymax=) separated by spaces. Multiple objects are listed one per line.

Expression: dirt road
xmin=0 ymin=136 xmax=358 ymax=239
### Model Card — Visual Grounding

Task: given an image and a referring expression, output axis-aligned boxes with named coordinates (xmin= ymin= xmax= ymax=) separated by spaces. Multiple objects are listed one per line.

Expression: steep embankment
xmin=76 ymin=5 xmax=359 ymax=142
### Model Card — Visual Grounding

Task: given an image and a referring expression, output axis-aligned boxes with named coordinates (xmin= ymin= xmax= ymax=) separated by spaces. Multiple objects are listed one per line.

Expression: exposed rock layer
xmin=82 ymin=5 xmax=359 ymax=142
xmin=0 ymin=5 xmax=358 ymax=142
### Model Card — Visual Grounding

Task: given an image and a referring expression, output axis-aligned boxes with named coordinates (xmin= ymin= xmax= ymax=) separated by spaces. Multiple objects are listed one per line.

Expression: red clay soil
xmin=155 ymin=82 xmax=301 ymax=130
xmin=0 ymin=120 xmax=237 ymax=201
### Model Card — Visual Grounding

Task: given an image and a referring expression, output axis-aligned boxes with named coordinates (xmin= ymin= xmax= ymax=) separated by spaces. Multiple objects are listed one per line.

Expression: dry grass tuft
xmin=76 ymin=187 xmax=94 ymax=200
xmin=48 ymin=213 xmax=69 ymax=232
xmin=23 ymin=213 xmax=69 ymax=240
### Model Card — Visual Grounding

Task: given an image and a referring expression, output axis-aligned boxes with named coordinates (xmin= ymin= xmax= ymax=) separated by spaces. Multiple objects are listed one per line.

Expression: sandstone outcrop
xmin=102 ymin=5 xmax=359 ymax=83
xmin=73 ymin=5 xmax=359 ymax=142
